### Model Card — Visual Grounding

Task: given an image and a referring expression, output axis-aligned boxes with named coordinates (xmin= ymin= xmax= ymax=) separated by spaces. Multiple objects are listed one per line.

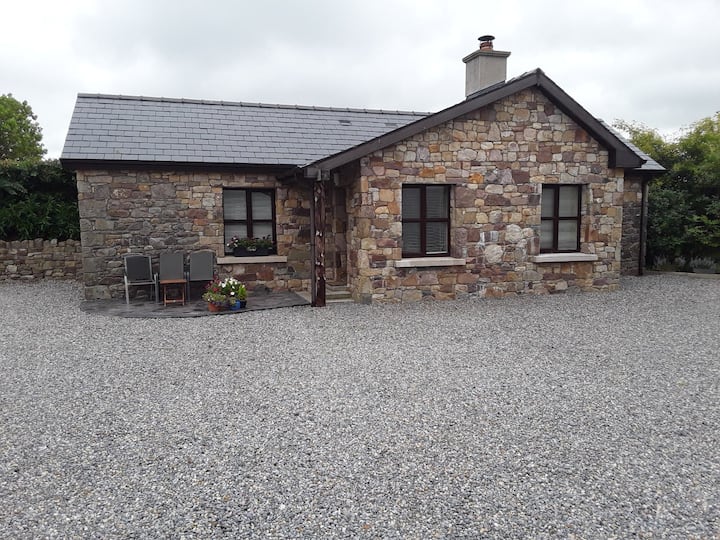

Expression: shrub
xmin=0 ymin=159 xmax=79 ymax=240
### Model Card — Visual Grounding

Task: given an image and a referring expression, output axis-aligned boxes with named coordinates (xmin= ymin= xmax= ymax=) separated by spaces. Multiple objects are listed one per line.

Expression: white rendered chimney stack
xmin=462 ymin=35 xmax=511 ymax=98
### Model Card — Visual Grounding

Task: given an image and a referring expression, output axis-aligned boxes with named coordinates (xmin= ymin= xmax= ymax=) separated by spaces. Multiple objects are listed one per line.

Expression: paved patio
xmin=80 ymin=289 xmax=310 ymax=318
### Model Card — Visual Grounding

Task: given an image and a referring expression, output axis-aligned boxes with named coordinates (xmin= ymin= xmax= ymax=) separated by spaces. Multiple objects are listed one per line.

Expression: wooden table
xmin=159 ymin=278 xmax=187 ymax=306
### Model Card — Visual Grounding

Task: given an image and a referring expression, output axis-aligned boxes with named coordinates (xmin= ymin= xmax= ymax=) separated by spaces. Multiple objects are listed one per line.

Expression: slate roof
xmin=311 ymin=69 xmax=650 ymax=171
xmin=60 ymin=94 xmax=429 ymax=167
xmin=598 ymin=119 xmax=665 ymax=173
xmin=62 ymin=75 xmax=663 ymax=174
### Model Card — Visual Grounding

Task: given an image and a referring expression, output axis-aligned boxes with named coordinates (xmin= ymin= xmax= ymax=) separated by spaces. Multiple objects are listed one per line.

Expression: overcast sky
xmin=2 ymin=0 xmax=719 ymax=159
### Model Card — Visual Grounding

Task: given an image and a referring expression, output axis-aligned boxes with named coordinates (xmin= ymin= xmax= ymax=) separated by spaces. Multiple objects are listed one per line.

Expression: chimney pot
xmin=478 ymin=35 xmax=495 ymax=50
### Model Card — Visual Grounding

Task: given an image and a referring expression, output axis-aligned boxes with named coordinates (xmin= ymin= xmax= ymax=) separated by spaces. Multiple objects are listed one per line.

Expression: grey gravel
xmin=0 ymin=275 xmax=718 ymax=539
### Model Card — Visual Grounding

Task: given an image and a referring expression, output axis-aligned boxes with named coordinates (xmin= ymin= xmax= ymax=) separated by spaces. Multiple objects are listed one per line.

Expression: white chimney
xmin=462 ymin=35 xmax=511 ymax=97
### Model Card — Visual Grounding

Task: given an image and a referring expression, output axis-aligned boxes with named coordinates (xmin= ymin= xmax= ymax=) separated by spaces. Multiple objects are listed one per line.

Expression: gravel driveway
xmin=0 ymin=275 xmax=718 ymax=538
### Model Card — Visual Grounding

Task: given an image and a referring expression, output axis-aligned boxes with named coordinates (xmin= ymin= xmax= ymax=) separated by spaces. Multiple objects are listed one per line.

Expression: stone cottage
xmin=60 ymin=37 xmax=663 ymax=305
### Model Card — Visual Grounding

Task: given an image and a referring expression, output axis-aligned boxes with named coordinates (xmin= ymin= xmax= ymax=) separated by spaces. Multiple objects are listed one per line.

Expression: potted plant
xmin=219 ymin=277 xmax=247 ymax=309
xmin=202 ymin=289 xmax=229 ymax=312
xmin=254 ymin=236 xmax=274 ymax=256
xmin=227 ymin=236 xmax=272 ymax=256
xmin=227 ymin=236 xmax=251 ymax=257
xmin=202 ymin=277 xmax=247 ymax=312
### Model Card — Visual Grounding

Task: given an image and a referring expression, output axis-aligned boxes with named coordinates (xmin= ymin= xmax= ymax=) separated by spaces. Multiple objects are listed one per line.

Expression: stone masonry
xmin=0 ymin=239 xmax=82 ymax=281
xmin=620 ymin=175 xmax=645 ymax=276
xmin=346 ymin=89 xmax=625 ymax=303
xmin=76 ymin=170 xmax=312 ymax=299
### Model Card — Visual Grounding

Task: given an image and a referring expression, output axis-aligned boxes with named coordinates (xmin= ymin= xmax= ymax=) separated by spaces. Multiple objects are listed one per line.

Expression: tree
xmin=0 ymin=93 xmax=45 ymax=161
xmin=615 ymin=114 xmax=720 ymax=264
xmin=673 ymin=113 xmax=720 ymax=195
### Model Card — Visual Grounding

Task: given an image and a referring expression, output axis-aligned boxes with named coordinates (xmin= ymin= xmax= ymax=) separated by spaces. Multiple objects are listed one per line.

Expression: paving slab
xmin=80 ymin=290 xmax=310 ymax=318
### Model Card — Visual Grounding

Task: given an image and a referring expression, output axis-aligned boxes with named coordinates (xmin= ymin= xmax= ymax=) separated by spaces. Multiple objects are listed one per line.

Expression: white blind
xmin=402 ymin=187 xmax=421 ymax=219
xmin=426 ymin=222 xmax=448 ymax=254
xmin=224 ymin=190 xmax=246 ymax=220
xmin=251 ymin=192 xmax=272 ymax=220
xmin=403 ymin=223 xmax=421 ymax=253
xmin=558 ymin=186 xmax=579 ymax=217
xmin=225 ymin=223 xmax=247 ymax=247
xmin=426 ymin=186 xmax=448 ymax=218
xmin=540 ymin=221 xmax=553 ymax=250
xmin=541 ymin=187 xmax=555 ymax=218
xmin=253 ymin=222 xmax=273 ymax=238
xmin=557 ymin=221 xmax=578 ymax=251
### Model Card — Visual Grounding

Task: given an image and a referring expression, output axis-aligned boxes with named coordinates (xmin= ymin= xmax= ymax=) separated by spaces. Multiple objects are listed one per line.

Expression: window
xmin=540 ymin=185 xmax=581 ymax=252
xmin=223 ymin=189 xmax=275 ymax=253
xmin=402 ymin=184 xmax=450 ymax=257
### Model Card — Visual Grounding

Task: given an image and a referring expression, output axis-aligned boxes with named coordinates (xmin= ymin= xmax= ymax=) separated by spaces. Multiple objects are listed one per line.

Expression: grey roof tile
xmin=62 ymin=91 xmax=658 ymax=172
xmin=61 ymin=94 xmax=429 ymax=166
xmin=598 ymin=119 xmax=665 ymax=172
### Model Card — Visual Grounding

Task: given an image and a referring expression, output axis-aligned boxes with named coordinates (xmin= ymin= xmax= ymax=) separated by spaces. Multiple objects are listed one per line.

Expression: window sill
xmin=395 ymin=257 xmax=466 ymax=268
xmin=529 ymin=253 xmax=598 ymax=263
xmin=218 ymin=255 xmax=288 ymax=264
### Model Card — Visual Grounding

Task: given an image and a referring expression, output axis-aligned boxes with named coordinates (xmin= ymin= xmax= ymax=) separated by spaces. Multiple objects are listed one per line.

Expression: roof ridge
xmin=75 ymin=93 xmax=432 ymax=117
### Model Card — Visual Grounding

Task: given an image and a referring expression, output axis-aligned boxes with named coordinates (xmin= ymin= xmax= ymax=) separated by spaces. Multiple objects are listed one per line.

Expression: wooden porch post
xmin=312 ymin=170 xmax=326 ymax=307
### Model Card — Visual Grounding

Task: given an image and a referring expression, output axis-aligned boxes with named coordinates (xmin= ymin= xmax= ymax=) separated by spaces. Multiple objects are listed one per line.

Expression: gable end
xmin=310 ymin=69 xmax=644 ymax=172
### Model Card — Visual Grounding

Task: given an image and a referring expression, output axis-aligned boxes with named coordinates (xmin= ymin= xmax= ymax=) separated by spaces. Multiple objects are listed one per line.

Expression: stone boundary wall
xmin=0 ymin=239 xmax=82 ymax=281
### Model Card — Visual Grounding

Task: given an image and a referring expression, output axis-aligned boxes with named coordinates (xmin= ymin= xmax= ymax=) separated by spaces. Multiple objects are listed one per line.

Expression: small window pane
xmin=253 ymin=222 xmax=273 ymax=239
xmin=402 ymin=187 xmax=421 ymax=219
xmin=540 ymin=220 xmax=554 ymax=250
xmin=251 ymin=191 xmax=273 ymax=220
xmin=403 ymin=223 xmax=421 ymax=253
xmin=559 ymin=186 xmax=579 ymax=217
xmin=541 ymin=187 xmax=555 ymax=218
xmin=558 ymin=221 xmax=578 ymax=251
xmin=426 ymin=222 xmax=448 ymax=254
xmin=426 ymin=185 xmax=448 ymax=218
xmin=224 ymin=190 xmax=246 ymax=220
xmin=225 ymin=223 xmax=247 ymax=247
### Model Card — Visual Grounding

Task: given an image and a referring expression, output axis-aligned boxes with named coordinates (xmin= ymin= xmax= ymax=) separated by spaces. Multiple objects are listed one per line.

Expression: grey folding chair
xmin=156 ymin=252 xmax=187 ymax=306
xmin=123 ymin=254 xmax=156 ymax=304
xmin=186 ymin=250 xmax=215 ymax=300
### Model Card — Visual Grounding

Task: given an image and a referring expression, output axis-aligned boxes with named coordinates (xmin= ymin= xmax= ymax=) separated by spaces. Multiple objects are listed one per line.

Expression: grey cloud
xmin=3 ymin=0 xmax=718 ymax=157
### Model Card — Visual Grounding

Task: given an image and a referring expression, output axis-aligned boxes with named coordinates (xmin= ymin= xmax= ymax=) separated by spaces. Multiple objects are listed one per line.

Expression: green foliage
xmin=673 ymin=113 xmax=720 ymax=195
xmin=616 ymin=114 xmax=720 ymax=264
xmin=613 ymin=119 xmax=679 ymax=168
xmin=645 ymin=186 xmax=691 ymax=260
xmin=0 ymin=176 xmax=26 ymax=197
xmin=0 ymin=94 xmax=45 ymax=161
xmin=0 ymin=159 xmax=79 ymax=241
xmin=0 ymin=96 xmax=78 ymax=241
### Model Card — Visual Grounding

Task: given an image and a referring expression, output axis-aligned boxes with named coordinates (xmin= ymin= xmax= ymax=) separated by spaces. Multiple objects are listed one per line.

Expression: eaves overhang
xmin=60 ymin=158 xmax=298 ymax=176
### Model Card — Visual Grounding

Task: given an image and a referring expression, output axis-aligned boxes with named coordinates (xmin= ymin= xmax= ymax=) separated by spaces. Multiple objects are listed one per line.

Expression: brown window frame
xmin=401 ymin=184 xmax=451 ymax=257
xmin=223 ymin=188 xmax=276 ymax=254
xmin=540 ymin=184 xmax=582 ymax=253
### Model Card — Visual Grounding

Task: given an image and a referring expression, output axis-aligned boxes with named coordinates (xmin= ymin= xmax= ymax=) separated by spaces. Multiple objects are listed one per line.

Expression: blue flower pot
xmin=230 ymin=300 xmax=247 ymax=311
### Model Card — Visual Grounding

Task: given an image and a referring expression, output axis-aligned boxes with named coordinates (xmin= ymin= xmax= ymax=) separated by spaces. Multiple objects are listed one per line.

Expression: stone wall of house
xmin=0 ymin=239 xmax=82 ymax=281
xmin=621 ymin=175 xmax=644 ymax=275
xmin=346 ymin=89 xmax=625 ymax=303
xmin=76 ymin=169 xmax=312 ymax=299
xmin=324 ymin=184 xmax=349 ymax=284
xmin=215 ymin=258 xmax=311 ymax=293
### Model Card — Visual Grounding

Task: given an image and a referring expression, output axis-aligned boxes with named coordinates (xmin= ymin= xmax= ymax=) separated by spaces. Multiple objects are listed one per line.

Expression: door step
xmin=326 ymin=284 xmax=353 ymax=303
